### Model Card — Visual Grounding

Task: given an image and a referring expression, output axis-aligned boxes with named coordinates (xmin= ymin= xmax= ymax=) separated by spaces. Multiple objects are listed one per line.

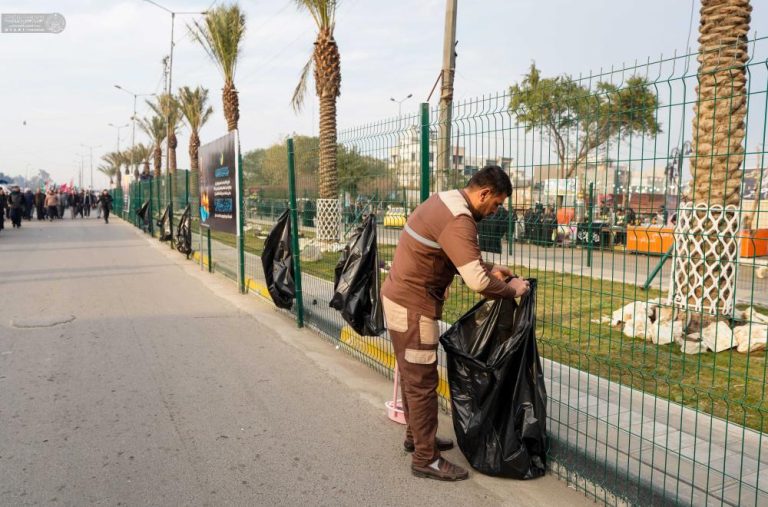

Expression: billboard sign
xmin=199 ymin=131 xmax=240 ymax=234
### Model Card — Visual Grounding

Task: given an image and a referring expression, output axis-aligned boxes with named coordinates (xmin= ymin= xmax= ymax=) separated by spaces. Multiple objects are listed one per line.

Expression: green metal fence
xmin=116 ymin=37 xmax=768 ymax=506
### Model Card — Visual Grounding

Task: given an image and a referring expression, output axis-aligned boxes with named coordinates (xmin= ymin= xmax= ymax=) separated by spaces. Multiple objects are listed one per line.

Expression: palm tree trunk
xmin=153 ymin=147 xmax=162 ymax=178
xmin=669 ymin=0 xmax=751 ymax=318
xmin=143 ymin=160 xmax=150 ymax=177
xmin=189 ymin=132 xmax=200 ymax=173
xmin=223 ymin=81 xmax=239 ymax=132
xmin=169 ymin=133 xmax=178 ymax=174
xmin=318 ymin=94 xmax=338 ymax=199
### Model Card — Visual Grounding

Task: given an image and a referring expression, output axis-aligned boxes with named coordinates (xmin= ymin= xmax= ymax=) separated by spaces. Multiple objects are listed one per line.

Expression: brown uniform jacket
xmin=381 ymin=189 xmax=515 ymax=319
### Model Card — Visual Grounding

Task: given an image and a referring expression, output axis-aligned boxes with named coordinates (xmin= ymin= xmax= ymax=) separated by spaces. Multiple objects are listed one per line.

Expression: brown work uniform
xmin=381 ymin=189 xmax=516 ymax=467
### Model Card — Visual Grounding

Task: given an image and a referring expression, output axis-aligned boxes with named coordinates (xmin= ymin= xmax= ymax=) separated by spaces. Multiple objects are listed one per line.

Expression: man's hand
xmin=490 ymin=265 xmax=516 ymax=281
xmin=507 ymin=277 xmax=530 ymax=298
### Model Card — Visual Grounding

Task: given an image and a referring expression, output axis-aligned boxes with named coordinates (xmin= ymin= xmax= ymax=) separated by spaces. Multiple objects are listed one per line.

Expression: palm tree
xmin=669 ymin=0 xmax=751 ymax=318
xmin=97 ymin=165 xmax=118 ymax=185
xmin=178 ymin=86 xmax=213 ymax=174
xmin=189 ymin=4 xmax=245 ymax=131
xmin=291 ymin=0 xmax=341 ymax=241
xmin=147 ymin=94 xmax=181 ymax=174
xmin=138 ymin=115 xmax=166 ymax=178
xmin=132 ymin=143 xmax=152 ymax=179
xmin=100 ymin=152 xmax=122 ymax=186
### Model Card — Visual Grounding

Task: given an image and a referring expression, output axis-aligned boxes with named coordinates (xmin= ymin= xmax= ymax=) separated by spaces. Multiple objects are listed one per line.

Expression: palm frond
xmin=294 ymin=0 xmax=336 ymax=30
xmin=146 ymin=94 xmax=181 ymax=134
xmin=178 ymin=86 xmax=214 ymax=132
xmin=188 ymin=4 xmax=246 ymax=84
xmin=138 ymin=115 xmax=167 ymax=147
xmin=291 ymin=55 xmax=314 ymax=112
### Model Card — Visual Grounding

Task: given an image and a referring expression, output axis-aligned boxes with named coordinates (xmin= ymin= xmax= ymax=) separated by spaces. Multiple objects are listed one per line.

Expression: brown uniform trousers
xmin=383 ymin=296 xmax=441 ymax=467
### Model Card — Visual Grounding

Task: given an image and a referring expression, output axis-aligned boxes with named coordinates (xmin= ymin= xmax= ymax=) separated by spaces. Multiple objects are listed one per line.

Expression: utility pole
xmin=436 ymin=0 xmax=457 ymax=193
xmin=81 ymin=143 xmax=101 ymax=189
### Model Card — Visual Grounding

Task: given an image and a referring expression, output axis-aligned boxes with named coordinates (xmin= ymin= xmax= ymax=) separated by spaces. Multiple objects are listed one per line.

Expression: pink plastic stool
xmin=385 ymin=363 xmax=406 ymax=425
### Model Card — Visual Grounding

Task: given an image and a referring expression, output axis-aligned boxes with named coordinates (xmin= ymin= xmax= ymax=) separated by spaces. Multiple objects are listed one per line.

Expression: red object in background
xmin=556 ymin=207 xmax=575 ymax=224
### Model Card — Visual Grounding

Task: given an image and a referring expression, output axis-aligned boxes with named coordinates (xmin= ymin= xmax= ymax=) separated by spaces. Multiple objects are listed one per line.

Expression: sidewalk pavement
xmin=0 ymin=217 xmax=591 ymax=506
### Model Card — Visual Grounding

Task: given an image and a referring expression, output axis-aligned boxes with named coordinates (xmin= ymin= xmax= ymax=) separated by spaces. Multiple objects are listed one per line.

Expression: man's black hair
xmin=467 ymin=165 xmax=512 ymax=196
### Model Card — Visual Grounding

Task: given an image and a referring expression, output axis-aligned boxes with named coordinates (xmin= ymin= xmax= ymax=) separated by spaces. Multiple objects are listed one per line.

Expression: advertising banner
xmin=199 ymin=131 xmax=240 ymax=234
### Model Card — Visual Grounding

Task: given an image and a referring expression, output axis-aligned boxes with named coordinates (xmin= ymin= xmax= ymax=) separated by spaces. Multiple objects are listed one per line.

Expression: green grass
xmin=204 ymin=226 xmax=768 ymax=432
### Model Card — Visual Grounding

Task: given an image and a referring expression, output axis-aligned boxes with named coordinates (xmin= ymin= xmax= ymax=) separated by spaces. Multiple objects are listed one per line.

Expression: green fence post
xmin=148 ymin=178 xmax=154 ymax=236
xmin=168 ymin=172 xmax=174 ymax=249
xmin=287 ymin=138 xmax=305 ymax=328
xmin=207 ymin=225 xmax=213 ymax=273
xmin=185 ymin=170 xmax=189 ymax=207
xmin=586 ymin=182 xmax=594 ymax=268
xmin=420 ymin=102 xmax=430 ymax=203
xmin=238 ymin=151 xmax=246 ymax=294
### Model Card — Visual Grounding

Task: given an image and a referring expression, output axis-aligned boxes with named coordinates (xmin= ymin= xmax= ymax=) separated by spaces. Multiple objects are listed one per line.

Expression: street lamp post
xmin=108 ymin=123 xmax=129 ymax=154
xmin=115 ymin=85 xmax=156 ymax=180
xmin=144 ymin=0 xmax=206 ymax=248
xmin=390 ymin=93 xmax=413 ymax=118
xmin=80 ymin=143 xmax=101 ymax=189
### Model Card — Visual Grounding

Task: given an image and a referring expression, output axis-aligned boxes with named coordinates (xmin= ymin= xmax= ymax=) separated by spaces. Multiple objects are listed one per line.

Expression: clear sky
xmin=0 ymin=0 xmax=766 ymax=188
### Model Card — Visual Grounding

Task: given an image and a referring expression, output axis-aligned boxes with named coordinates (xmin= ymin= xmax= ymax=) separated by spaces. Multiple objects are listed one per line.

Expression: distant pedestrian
xmin=34 ymin=189 xmax=45 ymax=220
xmin=45 ymin=190 xmax=59 ymax=221
xmin=0 ymin=187 xmax=6 ymax=231
xmin=83 ymin=191 xmax=93 ymax=217
xmin=57 ymin=191 xmax=66 ymax=220
xmin=99 ymin=190 xmax=113 ymax=224
xmin=9 ymin=186 xmax=24 ymax=228
xmin=23 ymin=188 xmax=34 ymax=220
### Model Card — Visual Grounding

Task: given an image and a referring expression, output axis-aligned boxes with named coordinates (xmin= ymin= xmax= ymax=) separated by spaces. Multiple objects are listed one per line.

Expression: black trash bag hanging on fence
xmin=439 ymin=279 xmax=547 ymax=479
xmin=136 ymin=200 xmax=150 ymax=223
xmin=176 ymin=204 xmax=192 ymax=256
xmin=329 ymin=214 xmax=385 ymax=336
xmin=157 ymin=205 xmax=172 ymax=242
xmin=260 ymin=210 xmax=295 ymax=310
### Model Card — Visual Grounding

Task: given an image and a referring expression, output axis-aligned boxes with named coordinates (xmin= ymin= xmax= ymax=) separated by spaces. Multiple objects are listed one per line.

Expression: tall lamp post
xmin=390 ymin=93 xmax=413 ymax=118
xmin=108 ymin=123 xmax=129 ymax=154
xmin=390 ymin=94 xmax=413 ymax=207
xmin=143 ymin=0 xmax=207 ymax=247
xmin=80 ymin=143 xmax=101 ymax=189
xmin=114 ymin=85 xmax=155 ymax=179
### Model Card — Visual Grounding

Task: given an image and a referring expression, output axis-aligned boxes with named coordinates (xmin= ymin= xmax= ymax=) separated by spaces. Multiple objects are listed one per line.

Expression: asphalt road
xmin=0 ymin=217 xmax=590 ymax=507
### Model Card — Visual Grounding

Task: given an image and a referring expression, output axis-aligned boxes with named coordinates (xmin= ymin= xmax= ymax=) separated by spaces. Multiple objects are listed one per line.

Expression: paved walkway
xmin=198 ymin=227 xmax=768 ymax=506
xmin=0 ymin=217 xmax=589 ymax=506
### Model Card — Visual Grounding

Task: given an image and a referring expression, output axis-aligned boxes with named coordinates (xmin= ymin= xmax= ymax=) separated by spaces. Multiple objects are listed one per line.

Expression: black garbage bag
xmin=260 ymin=209 xmax=295 ymax=310
xmin=329 ymin=214 xmax=385 ymax=336
xmin=175 ymin=204 xmax=192 ymax=256
xmin=136 ymin=200 xmax=150 ymax=222
xmin=439 ymin=279 xmax=547 ymax=479
xmin=157 ymin=205 xmax=172 ymax=242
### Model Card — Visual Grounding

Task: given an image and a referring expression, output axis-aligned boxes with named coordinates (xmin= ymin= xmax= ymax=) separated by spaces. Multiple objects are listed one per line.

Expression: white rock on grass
xmin=613 ymin=301 xmax=648 ymax=327
xmin=734 ymin=324 xmax=768 ymax=353
xmin=701 ymin=321 xmax=736 ymax=353
xmin=737 ymin=307 xmax=768 ymax=325
xmin=680 ymin=340 xmax=706 ymax=355
xmin=650 ymin=321 xmax=684 ymax=345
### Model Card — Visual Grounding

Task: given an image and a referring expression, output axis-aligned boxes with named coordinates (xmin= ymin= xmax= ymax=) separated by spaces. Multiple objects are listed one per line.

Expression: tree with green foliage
xmin=189 ymin=3 xmax=246 ymax=132
xmin=508 ymin=63 xmax=661 ymax=179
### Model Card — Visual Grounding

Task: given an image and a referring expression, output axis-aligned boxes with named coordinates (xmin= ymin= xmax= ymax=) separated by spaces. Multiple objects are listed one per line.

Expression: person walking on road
xmin=57 ymin=190 xmax=66 ymax=220
xmin=8 ymin=186 xmax=24 ymax=228
xmin=83 ymin=190 xmax=92 ymax=217
xmin=34 ymin=189 xmax=45 ymax=220
xmin=99 ymin=190 xmax=113 ymax=224
xmin=380 ymin=165 xmax=530 ymax=482
xmin=23 ymin=188 xmax=34 ymax=220
xmin=0 ymin=187 xmax=7 ymax=231
xmin=45 ymin=190 xmax=59 ymax=221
